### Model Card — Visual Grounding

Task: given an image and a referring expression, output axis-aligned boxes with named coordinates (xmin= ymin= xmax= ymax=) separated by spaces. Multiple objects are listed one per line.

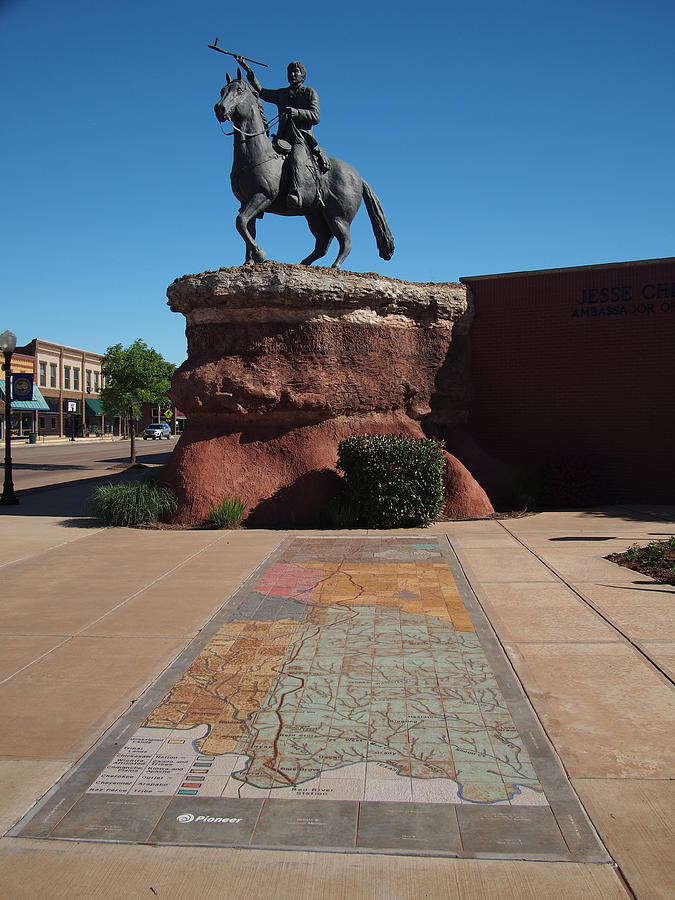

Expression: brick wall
xmin=463 ymin=258 xmax=675 ymax=502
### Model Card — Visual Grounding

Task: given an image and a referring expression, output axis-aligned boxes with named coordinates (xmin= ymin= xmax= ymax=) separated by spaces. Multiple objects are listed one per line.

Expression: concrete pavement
xmin=0 ymin=491 xmax=672 ymax=898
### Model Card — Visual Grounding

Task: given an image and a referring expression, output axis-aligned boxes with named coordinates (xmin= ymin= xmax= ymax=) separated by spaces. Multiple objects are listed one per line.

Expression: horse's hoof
xmin=252 ymin=248 xmax=267 ymax=263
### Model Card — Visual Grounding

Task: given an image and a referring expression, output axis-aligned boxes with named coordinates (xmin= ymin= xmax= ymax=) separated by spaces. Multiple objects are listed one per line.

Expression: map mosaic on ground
xmin=91 ymin=540 xmax=543 ymax=806
xmin=13 ymin=536 xmax=607 ymax=860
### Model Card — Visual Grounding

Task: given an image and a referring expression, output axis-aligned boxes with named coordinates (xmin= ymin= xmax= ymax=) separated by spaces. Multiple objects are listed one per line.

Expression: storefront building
xmin=0 ymin=349 xmax=50 ymax=439
xmin=3 ymin=338 xmax=183 ymax=441
xmin=19 ymin=338 xmax=109 ymax=438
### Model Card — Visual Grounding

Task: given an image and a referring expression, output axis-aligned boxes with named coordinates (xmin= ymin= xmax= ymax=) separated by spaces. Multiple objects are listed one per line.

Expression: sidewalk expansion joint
xmin=0 ymin=531 xmax=278 ymax=690
xmin=495 ymin=520 xmax=675 ymax=687
xmin=0 ymin=527 xmax=108 ymax=573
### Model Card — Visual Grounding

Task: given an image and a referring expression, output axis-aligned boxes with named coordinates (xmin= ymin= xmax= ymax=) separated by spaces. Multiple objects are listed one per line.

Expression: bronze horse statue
xmin=214 ymin=72 xmax=395 ymax=269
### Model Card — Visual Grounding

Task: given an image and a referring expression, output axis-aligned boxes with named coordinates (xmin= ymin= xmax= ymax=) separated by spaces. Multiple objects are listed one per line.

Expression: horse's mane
xmin=257 ymin=96 xmax=270 ymax=137
xmin=243 ymin=79 xmax=270 ymax=137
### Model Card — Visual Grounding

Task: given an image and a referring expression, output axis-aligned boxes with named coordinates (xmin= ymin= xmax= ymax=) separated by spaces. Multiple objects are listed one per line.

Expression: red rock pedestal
xmin=163 ymin=263 xmax=493 ymax=525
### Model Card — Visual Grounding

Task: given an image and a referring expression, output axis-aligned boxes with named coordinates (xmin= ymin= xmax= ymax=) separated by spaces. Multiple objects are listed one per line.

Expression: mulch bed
xmin=606 ymin=545 xmax=675 ymax=586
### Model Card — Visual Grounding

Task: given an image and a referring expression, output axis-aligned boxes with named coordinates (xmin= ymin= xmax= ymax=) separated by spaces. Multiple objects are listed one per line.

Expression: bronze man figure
xmin=235 ymin=58 xmax=320 ymax=209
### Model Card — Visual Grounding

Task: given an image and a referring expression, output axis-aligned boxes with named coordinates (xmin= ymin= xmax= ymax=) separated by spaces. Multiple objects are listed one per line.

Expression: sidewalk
xmin=0 ymin=492 xmax=672 ymax=898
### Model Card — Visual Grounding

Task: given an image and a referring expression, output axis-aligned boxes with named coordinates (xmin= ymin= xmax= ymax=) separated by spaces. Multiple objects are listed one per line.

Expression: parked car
xmin=142 ymin=423 xmax=172 ymax=440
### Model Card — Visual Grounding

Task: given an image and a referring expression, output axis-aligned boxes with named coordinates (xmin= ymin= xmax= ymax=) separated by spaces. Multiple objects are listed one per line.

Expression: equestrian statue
xmin=213 ymin=54 xmax=395 ymax=269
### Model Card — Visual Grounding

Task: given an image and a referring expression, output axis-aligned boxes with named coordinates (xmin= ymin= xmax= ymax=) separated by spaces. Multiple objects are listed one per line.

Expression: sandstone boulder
xmin=162 ymin=263 xmax=493 ymax=525
xmin=442 ymin=451 xmax=495 ymax=519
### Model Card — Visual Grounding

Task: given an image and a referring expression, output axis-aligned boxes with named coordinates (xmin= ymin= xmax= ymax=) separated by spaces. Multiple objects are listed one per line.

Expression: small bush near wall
xmin=337 ymin=434 xmax=444 ymax=528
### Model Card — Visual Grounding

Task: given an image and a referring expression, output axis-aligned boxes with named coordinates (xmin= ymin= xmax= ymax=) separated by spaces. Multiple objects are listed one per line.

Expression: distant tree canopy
xmin=100 ymin=340 xmax=175 ymax=463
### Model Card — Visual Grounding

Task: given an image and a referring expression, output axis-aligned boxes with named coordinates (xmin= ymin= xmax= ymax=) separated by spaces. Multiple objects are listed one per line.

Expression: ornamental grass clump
xmin=337 ymin=434 xmax=444 ymax=528
xmin=208 ymin=495 xmax=247 ymax=528
xmin=89 ymin=480 xmax=177 ymax=526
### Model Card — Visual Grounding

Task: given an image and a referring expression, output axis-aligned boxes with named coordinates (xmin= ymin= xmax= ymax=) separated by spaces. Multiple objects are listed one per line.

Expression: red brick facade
xmin=462 ymin=258 xmax=675 ymax=503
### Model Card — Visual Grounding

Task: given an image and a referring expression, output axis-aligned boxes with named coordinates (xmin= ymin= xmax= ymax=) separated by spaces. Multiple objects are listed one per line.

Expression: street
xmin=1 ymin=436 xmax=175 ymax=492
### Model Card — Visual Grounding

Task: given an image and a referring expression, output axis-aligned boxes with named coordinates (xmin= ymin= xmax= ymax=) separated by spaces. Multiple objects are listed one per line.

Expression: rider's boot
xmin=286 ymin=155 xmax=302 ymax=208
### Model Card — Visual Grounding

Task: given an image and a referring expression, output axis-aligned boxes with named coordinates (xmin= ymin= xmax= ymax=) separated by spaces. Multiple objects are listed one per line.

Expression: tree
xmin=100 ymin=340 xmax=175 ymax=464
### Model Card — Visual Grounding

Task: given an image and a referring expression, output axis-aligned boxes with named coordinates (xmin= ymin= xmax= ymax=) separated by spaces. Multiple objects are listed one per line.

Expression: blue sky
xmin=1 ymin=0 xmax=673 ymax=365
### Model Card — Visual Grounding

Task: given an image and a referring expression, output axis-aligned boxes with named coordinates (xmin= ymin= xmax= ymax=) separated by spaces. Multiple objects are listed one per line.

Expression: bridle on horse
xmin=218 ymin=82 xmax=280 ymax=138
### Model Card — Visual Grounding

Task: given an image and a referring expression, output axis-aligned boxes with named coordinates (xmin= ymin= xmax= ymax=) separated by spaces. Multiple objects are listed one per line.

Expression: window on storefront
xmin=73 ymin=367 xmax=80 ymax=390
xmin=50 ymin=363 xmax=57 ymax=388
xmin=94 ymin=371 xmax=99 ymax=392
xmin=39 ymin=417 xmax=45 ymax=429
xmin=39 ymin=362 xmax=46 ymax=386
xmin=86 ymin=370 xmax=92 ymax=393
xmin=51 ymin=417 xmax=57 ymax=429
xmin=64 ymin=366 xmax=71 ymax=389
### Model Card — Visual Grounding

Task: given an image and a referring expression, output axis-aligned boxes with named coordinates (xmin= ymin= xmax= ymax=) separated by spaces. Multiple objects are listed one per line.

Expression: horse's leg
xmin=330 ymin=217 xmax=352 ymax=269
xmin=319 ymin=161 xmax=363 ymax=268
xmin=244 ymin=218 xmax=257 ymax=265
xmin=300 ymin=212 xmax=333 ymax=265
xmin=237 ymin=193 xmax=270 ymax=264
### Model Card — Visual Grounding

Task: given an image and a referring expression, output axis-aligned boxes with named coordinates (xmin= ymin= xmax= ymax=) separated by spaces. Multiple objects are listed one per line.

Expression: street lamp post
xmin=0 ymin=329 xmax=19 ymax=506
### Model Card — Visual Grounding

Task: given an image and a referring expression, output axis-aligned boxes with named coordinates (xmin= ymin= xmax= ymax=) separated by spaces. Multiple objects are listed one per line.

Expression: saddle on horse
xmin=273 ymin=123 xmax=330 ymax=210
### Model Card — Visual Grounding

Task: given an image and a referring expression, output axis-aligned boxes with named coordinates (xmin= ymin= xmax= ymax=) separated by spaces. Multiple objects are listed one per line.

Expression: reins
xmin=220 ymin=112 xmax=280 ymax=138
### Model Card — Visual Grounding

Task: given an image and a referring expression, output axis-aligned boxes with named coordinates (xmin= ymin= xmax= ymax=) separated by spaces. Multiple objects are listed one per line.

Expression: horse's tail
xmin=362 ymin=180 xmax=395 ymax=260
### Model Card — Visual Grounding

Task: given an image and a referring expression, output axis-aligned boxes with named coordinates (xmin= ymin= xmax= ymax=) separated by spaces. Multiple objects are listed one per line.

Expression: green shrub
xmin=611 ymin=536 xmax=675 ymax=585
xmin=624 ymin=536 xmax=675 ymax=568
xmin=89 ymin=480 xmax=177 ymax=526
xmin=336 ymin=434 xmax=444 ymax=528
xmin=208 ymin=495 xmax=247 ymax=528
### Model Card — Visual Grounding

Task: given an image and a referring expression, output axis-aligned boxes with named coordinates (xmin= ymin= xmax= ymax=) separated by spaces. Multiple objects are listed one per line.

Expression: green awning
xmin=0 ymin=383 xmax=50 ymax=411
xmin=85 ymin=398 xmax=104 ymax=415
